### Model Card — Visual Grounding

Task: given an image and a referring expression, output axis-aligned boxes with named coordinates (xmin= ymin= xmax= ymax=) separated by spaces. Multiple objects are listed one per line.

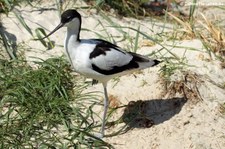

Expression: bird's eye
xmin=61 ymin=16 xmax=74 ymax=23
xmin=67 ymin=16 xmax=72 ymax=20
xmin=65 ymin=16 xmax=72 ymax=22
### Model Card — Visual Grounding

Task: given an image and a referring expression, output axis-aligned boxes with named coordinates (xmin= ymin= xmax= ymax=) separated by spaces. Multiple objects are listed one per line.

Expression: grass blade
xmin=13 ymin=10 xmax=33 ymax=36
xmin=133 ymin=25 xmax=140 ymax=53
xmin=35 ymin=27 xmax=54 ymax=49
xmin=189 ymin=0 xmax=197 ymax=23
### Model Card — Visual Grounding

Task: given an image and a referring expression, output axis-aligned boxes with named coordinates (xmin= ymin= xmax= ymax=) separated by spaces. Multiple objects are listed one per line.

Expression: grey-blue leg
xmin=100 ymin=83 xmax=109 ymax=137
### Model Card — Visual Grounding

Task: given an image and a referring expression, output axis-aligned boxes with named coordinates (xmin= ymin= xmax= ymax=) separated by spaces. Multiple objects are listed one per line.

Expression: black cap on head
xmin=61 ymin=9 xmax=81 ymax=24
xmin=41 ymin=9 xmax=81 ymax=39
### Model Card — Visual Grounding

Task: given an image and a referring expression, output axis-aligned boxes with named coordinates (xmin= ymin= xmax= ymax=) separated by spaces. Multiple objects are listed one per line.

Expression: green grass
xmin=0 ymin=57 xmax=112 ymax=148
xmin=85 ymin=0 xmax=146 ymax=18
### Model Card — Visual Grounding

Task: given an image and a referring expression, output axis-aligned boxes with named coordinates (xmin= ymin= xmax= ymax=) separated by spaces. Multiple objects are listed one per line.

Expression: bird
xmin=42 ymin=9 xmax=161 ymax=138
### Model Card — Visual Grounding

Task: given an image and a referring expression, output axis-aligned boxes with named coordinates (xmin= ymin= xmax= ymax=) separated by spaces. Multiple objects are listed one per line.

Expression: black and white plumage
xmin=43 ymin=9 xmax=160 ymax=138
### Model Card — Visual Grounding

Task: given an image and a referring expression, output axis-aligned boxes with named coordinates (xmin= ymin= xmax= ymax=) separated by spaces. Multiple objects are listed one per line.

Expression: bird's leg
xmin=100 ymin=83 xmax=109 ymax=137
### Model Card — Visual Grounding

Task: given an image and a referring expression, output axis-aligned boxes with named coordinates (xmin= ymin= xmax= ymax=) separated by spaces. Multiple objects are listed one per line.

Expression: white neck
xmin=64 ymin=18 xmax=81 ymax=63
xmin=65 ymin=18 xmax=81 ymax=44
xmin=64 ymin=18 xmax=81 ymax=49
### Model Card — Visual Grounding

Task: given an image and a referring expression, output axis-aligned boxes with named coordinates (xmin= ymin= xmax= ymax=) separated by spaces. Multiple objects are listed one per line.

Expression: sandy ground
xmin=1 ymin=0 xmax=225 ymax=148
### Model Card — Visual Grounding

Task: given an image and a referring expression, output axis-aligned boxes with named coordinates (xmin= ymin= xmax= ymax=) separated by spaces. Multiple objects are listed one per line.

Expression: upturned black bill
xmin=42 ymin=22 xmax=64 ymax=39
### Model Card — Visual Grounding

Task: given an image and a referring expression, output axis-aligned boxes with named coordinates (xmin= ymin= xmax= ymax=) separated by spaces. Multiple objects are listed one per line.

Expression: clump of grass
xmin=0 ymin=57 xmax=112 ymax=148
xmin=159 ymin=58 xmax=186 ymax=81
xmin=0 ymin=0 xmax=19 ymax=14
xmin=166 ymin=12 xmax=196 ymax=40
xmin=163 ymin=72 xmax=203 ymax=102
xmin=166 ymin=10 xmax=225 ymax=61
xmin=86 ymin=0 xmax=146 ymax=18
xmin=86 ymin=0 xmax=187 ymax=19
xmin=198 ymin=14 xmax=225 ymax=60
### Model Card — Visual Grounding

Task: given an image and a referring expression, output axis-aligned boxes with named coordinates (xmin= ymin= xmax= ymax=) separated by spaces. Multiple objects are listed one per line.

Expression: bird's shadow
xmin=107 ymin=97 xmax=187 ymax=135
xmin=122 ymin=97 xmax=187 ymax=128
xmin=122 ymin=97 xmax=187 ymax=129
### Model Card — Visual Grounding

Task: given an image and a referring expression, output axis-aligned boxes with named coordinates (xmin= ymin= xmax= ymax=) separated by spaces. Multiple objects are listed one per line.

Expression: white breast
xmin=67 ymin=42 xmax=102 ymax=77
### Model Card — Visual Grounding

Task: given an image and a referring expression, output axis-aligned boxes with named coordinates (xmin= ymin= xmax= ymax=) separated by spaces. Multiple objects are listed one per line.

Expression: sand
xmin=1 ymin=0 xmax=225 ymax=148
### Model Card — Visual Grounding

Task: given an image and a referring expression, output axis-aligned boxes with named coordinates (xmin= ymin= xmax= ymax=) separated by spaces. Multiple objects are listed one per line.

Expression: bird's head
xmin=43 ymin=9 xmax=81 ymax=39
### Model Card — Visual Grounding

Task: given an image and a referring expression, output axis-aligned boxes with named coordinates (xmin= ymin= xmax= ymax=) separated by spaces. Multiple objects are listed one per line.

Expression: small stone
xmin=183 ymin=120 xmax=190 ymax=125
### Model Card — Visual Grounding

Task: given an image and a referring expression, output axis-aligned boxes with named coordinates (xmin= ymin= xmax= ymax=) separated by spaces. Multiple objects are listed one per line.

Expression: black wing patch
xmin=89 ymin=39 xmax=125 ymax=59
xmin=89 ymin=43 xmax=111 ymax=59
